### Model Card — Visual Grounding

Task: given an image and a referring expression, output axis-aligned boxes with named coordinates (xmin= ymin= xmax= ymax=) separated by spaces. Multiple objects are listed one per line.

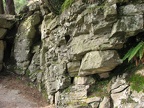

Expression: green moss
xmin=61 ymin=0 xmax=74 ymax=12
xmin=129 ymin=74 xmax=144 ymax=92
xmin=64 ymin=87 xmax=71 ymax=93
xmin=40 ymin=84 xmax=48 ymax=99
xmin=121 ymin=97 xmax=135 ymax=104
xmin=88 ymin=79 xmax=109 ymax=97
xmin=25 ymin=69 xmax=30 ymax=76
xmin=42 ymin=89 xmax=48 ymax=100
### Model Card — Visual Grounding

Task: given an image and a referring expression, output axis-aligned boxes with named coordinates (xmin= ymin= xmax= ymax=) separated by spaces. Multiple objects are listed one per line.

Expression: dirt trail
xmin=0 ymin=74 xmax=54 ymax=108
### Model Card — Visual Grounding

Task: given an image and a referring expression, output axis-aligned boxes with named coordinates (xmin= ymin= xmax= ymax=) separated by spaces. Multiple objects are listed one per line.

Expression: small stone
xmin=74 ymin=76 xmax=95 ymax=85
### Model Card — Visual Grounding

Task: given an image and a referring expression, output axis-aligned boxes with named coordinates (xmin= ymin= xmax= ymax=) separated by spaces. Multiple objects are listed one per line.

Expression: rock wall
xmin=0 ymin=15 xmax=16 ymax=71
xmin=2 ymin=0 xmax=144 ymax=108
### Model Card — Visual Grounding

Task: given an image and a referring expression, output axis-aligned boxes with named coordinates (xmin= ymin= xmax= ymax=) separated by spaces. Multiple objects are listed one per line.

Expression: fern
xmin=61 ymin=0 xmax=74 ymax=12
xmin=122 ymin=48 xmax=133 ymax=61
xmin=122 ymin=41 xmax=144 ymax=63
xmin=128 ymin=41 xmax=144 ymax=62
xmin=138 ymin=44 xmax=144 ymax=59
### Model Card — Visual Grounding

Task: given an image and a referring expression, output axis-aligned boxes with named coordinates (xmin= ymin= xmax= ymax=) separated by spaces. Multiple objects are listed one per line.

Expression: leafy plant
xmin=61 ymin=0 xmax=74 ymax=12
xmin=129 ymin=74 xmax=144 ymax=92
xmin=122 ymin=41 xmax=144 ymax=65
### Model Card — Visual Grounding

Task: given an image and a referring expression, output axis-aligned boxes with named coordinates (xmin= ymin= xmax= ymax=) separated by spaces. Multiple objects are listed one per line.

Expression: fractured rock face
xmin=67 ymin=61 xmax=80 ymax=77
xmin=44 ymin=63 xmax=71 ymax=97
xmin=99 ymin=97 xmax=111 ymax=108
xmin=110 ymin=74 xmax=131 ymax=108
xmin=111 ymin=15 xmax=143 ymax=37
xmin=7 ymin=1 xmax=144 ymax=107
xmin=56 ymin=85 xmax=90 ymax=108
xmin=14 ymin=12 xmax=41 ymax=74
xmin=79 ymin=50 xmax=122 ymax=76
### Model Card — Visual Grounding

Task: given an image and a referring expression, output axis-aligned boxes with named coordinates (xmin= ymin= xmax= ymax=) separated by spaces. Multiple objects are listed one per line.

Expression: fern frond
xmin=122 ymin=48 xmax=133 ymax=61
xmin=61 ymin=0 xmax=74 ymax=12
xmin=128 ymin=41 xmax=144 ymax=62
xmin=138 ymin=44 xmax=144 ymax=59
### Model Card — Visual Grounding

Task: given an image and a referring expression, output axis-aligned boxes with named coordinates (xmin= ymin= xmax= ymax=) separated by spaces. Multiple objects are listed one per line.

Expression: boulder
xmin=111 ymin=15 xmax=143 ymax=37
xmin=14 ymin=12 xmax=41 ymax=74
xmin=68 ymin=35 xmax=124 ymax=60
xmin=79 ymin=50 xmax=122 ymax=76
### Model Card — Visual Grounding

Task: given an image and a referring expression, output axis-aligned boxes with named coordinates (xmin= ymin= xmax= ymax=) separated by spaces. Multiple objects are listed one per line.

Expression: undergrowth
xmin=61 ymin=0 xmax=74 ymax=12
xmin=122 ymin=41 xmax=144 ymax=66
xmin=129 ymin=73 xmax=144 ymax=92
xmin=88 ymin=75 xmax=110 ymax=97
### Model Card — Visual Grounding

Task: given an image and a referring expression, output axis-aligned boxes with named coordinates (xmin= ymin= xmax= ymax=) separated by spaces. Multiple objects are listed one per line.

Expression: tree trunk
xmin=0 ymin=0 xmax=4 ymax=14
xmin=5 ymin=0 xmax=15 ymax=15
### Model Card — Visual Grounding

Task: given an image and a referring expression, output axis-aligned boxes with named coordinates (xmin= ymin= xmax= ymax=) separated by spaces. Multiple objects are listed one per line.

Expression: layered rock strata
xmin=2 ymin=0 xmax=144 ymax=107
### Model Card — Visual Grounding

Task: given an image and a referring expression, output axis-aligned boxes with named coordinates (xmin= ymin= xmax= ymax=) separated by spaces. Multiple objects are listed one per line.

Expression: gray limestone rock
xmin=14 ymin=12 xmax=41 ymax=74
xmin=56 ymin=85 xmax=90 ymax=108
xmin=110 ymin=74 xmax=132 ymax=108
xmin=79 ymin=50 xmax=122 ymax=76
xmin=5 ymin=1 xmax=144 ymax=108
xmin=104 ymin=4 xmax=117 ymax=21
xmin=44 ymin=63 xmax=71 ymax=96
xmin=68 ymin=34 xmax=124 ymax=60
xmin=111 ymin=15 xmax=143 ymax=37
xmin=67 ymin=61 xmax=80 ymax=77
xmin=74 ymin=76 xmax=95 ymax=85
xmin=27 ymin=45 xmax=41 ymax=82
xmin=99 ymin=97 xmax=111 ymax=108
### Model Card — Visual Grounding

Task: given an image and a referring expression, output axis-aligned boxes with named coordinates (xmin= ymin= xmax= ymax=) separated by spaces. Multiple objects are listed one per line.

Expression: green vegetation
xmin=14 ymin=0 xmax=27 ymax=13
xmin=129 ymin=73 xmax=144 ymax=92
xmin=61 ymin=0 xmax=74 ymax=12
xmin=122 ymin=41 xmax=144 ymax=65
xmin=88 ymin=79 xmax=109 ymax=97
xmin=2 ymin=0 xmax=27 ymax=14
xmin=121 ymin=97 xmax=135 ymax=104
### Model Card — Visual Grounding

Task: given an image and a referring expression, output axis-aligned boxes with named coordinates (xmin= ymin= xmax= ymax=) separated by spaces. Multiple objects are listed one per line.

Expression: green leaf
xmin=61 ymin=0 xmax=74 ymax=12
xmin=128 ymin=41 xmax=144 ymax=62
xmin=138 ymin=44 xmax=144 ymax=59
xmin=122 ymin=48 xmax=133 ymax=61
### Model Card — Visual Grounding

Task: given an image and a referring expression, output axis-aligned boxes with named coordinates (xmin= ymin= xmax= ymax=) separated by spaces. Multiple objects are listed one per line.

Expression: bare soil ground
xmin=0 ymin=73 xmax=54 ymax=108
